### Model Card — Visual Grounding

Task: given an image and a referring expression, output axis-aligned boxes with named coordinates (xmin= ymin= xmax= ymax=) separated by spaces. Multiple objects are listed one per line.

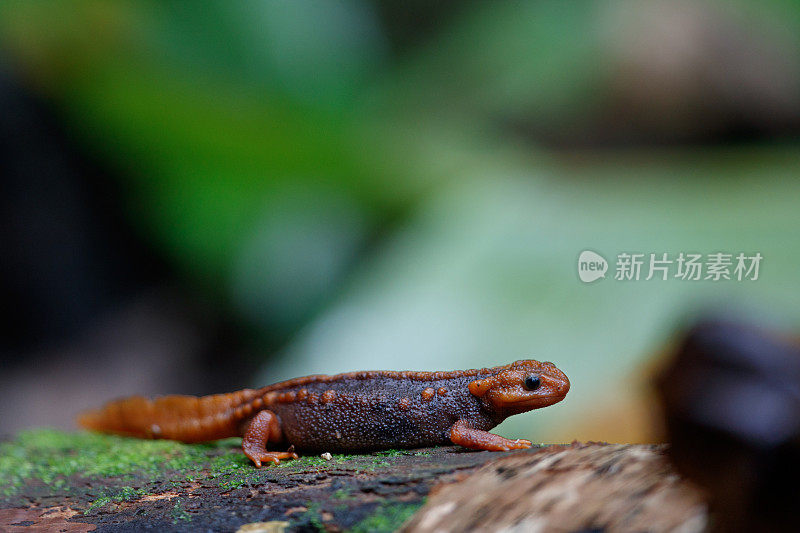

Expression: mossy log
xmin=0 ymin=431 xmax=706 ymax=532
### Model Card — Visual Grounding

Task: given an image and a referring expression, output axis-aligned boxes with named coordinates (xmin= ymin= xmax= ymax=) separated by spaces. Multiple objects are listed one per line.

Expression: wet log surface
xmin=0 ymin=431 xmax=707 ymax=532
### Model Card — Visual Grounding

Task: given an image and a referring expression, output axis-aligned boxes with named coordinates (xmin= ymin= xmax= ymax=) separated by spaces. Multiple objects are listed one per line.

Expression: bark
xmin=403 ymin=442 xmax=707 ymax=533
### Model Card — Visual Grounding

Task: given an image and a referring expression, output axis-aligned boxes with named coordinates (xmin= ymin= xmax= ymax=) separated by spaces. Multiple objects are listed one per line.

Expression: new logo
xmin=578 ymin=250 xmax=608 ymax=283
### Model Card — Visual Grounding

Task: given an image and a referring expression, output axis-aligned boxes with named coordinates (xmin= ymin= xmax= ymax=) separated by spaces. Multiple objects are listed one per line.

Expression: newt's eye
xmin=524 ymin=375 xmax=541 ymax=391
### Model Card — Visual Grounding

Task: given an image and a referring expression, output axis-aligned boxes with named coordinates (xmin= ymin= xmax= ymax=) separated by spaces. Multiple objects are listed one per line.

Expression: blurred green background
xmin=1 ymin=0 xmax=799 ymax=443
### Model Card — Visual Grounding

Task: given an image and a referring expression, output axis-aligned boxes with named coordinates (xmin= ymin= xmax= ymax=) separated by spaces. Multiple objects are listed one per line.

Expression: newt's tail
xmin=77 ymin=390 xmax=262 ymax=443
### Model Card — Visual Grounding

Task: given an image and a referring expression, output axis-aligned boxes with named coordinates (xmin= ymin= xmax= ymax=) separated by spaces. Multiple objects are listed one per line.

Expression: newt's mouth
xmin=517 ymin=392 xmax=568 ymax=403
xmin=499 ymin=391 xmax=569 ymax=408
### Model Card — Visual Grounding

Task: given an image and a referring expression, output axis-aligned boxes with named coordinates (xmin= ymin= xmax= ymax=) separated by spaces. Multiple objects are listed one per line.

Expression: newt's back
xmin=269 ymin=372 xmax=495 ymax=452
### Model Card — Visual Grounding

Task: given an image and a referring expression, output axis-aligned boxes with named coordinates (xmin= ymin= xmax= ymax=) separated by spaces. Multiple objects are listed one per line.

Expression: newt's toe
xmin=245 ymin=450 xmax=299 ymax=468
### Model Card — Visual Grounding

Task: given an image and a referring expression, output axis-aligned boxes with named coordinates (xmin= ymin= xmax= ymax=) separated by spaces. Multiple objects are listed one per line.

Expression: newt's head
xmin=469 ymin=360 xmax=570 ymax=415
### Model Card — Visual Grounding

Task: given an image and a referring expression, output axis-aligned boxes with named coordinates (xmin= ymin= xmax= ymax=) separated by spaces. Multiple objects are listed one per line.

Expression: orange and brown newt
xmin=78 ymin=359 xmax=570 ymax=467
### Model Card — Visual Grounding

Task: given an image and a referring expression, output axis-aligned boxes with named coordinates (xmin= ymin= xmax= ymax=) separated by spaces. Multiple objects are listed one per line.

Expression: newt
xmin=78 ymin=359 xmax=570 ymax=467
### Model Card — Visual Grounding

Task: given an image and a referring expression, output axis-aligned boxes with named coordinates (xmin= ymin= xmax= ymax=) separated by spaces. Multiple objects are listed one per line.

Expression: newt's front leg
xmin=449 ymin=419 xmax=532 ymax=451
xmin=242 ymin=410 xmax=298 ymax=467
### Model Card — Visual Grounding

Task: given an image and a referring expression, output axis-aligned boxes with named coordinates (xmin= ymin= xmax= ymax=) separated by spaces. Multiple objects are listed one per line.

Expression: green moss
xmin=204 ymin=451 xmax=265 ymax=490
xmin=371 ymin=448 xmax=434 ymax=458
xmin=0 ymin=429 xmax=243 ymax=499
xmin=0 ymin=428 xmax=432 ymax=524
xmin=0 ymin=429 xmax=420 ymax=498
xmin=326 ymin=453 xmax=361 ymax=465
xmin=277 ymin=453 xmax=359 ymax=469
xmin=171 ymin=498 xmax=193 ymax=523
xmin=86 ymin=496 xmax=113 ymax=512
xmin=346 ymin=501 xmax=425 ymax=533
xmin=282 ymin=455 xmax=329 ymax=468
xmin=85 ymin=486 xmax=150 ymax=513
xmin=371 ymin=449 xmax=407 ymax=458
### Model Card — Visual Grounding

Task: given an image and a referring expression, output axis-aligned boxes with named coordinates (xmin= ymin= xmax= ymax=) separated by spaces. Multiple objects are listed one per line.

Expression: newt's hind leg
xmin=450 ymin=419 xmax=532 ymax=451
xmin=242 ymin=410 xmax=298 ymax=467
